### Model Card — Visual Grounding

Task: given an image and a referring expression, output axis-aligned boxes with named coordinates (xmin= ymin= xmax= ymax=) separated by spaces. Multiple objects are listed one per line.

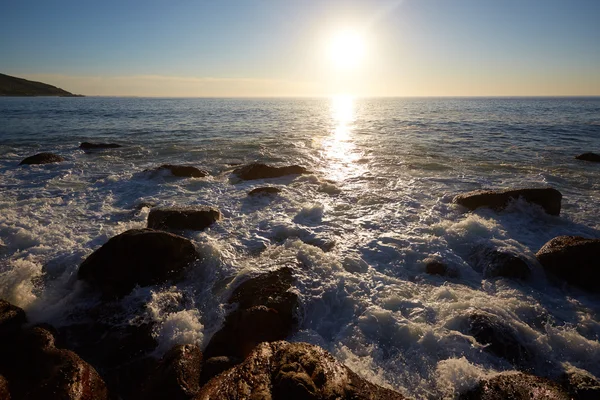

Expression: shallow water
xmin=1 ymin=96 xmax=599 ymax=398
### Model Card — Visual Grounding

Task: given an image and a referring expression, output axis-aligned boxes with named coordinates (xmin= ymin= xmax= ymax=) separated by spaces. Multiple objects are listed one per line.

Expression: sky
xmin=1 ymin=0 xmax=599 ymax=97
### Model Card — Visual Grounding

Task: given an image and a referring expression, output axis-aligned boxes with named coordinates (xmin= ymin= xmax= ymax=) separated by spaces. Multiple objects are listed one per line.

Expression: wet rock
xmin=80 ymin=142 xmax=121 ymax=149
xmin=142 ymin=344 xmax=202 ymax=400
xmin=0 ymin=299 xmax=27 ymax=337
xmin=575 ymin=152 xmax=600 ymax=162
xmin=0 ymin=375 xmax=9 ymax=400
xmin=203 ymin=267 xmax=299 ymax=363
xmin=424 ymin=258 xmax=458 ymax=277
xmin=154 ymin=164 xmax=208 ymax=178
xmin=536 ymin=236 xmax=600 ymax=292
xmin=459 ymin=372 xmax=569 ymax=399
xmin=0 ymin=326 xmax=109 ymax=400
xmin=561 ymin=369 xmax=600 ymax=400
xmin=479 ymin=250 xmax=531 ymax=280
xmin=78 ymin=228 xmax=198 ymax=299
xmin=147 ymin=207 xmax=221 ymax=231
xmin=248 ymin=186 xmax=282 ymax=196
xmin=198 ymin=341 xmax=406 ymax=399
xmin=19 ymin=152 xmax=65 ymax=165
xmin=466 ymin=312 xmax=532 ymax=369
xmin=453 ymin=187 xmax=562 ymax=216
xmin=199 ymin=356 xmax=240 ymax=386
xmin=232 ymin=163 xmax=309 ymax=181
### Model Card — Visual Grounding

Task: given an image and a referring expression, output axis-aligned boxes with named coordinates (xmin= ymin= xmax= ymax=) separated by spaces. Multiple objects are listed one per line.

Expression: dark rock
xmin=0 ymin=375 xmax=9 ymax=400
xmin=536 ymin=236 xmax=600 ymax=292
xmin=466 ymin=312 xmax=532 ymax=369
xmin=142 ymin=344 xmax=202 ymax=400
xmin=19 ymin=152 xmax=65 ymax=165
xmin=232 ymin=163 xmax=309 ymax=181
xmin=198 ymin=341 xmax=406 ymax=399
xmin=424 ymin=258 xmax=458 ymax=277
xmin=561 ymin=369 xmax=600 ymax=400
xmin=80 ymin=142 xmax=122 ymax=149
xmin=104 ymin=356 xmax=157 ymax=400
xmin=459 ymin=372 xmax=569 ymax=399
xmin=575 ymin=152 xmax=600 ymax=162
xmin=479 ymin=250 xmax=531 ymax=280
xmin=0 ymin=326 xmax=108 ymax=400
xmin=453 ymin=188 xmax=562 ymax=216
xmin=147 ymin=207 xmax=221 ymax=231
xmin=154 ymin=164 xmax=208 ymax=178
xmin=203 ymin=267 xmax=299 ymax=362
xmin=199 ymin=356 xmax=240 ymax=385
xmin=0 ymin=299 xmax=27 ymax=338
xmin=248 ymin=186 xmax=282 ymax=196
xmin=78 ymin=228 xmax=198 ymax=299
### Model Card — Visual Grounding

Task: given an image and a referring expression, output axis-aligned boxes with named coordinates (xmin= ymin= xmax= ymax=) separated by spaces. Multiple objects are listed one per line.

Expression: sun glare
xmin=327 ymin=29 xmax=366 ymax=70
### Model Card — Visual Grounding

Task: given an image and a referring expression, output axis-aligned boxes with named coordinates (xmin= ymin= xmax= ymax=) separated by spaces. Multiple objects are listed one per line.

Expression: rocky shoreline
xmin=2 ymin=146 xmax=599 ymax=399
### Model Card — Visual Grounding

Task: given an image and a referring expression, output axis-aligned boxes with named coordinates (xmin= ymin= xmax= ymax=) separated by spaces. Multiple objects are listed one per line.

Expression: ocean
xmin=1 ymin=96 xmax=599 ymax=398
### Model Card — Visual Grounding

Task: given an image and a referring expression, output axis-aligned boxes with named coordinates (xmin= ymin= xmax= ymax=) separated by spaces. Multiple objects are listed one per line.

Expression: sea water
xmin=1 ymin=96 xmax=599 ymax=398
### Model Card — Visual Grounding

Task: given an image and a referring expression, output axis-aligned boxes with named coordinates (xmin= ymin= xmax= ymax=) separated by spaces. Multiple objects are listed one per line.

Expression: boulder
xmin=155 ymin=165 xmax=208 ymax=178
xmin=424 ymin=258 xmax=458 ymax=278
xmin=147 ymin=207 xmax=221 ymax=231
xmin=561 ymin=369 xmax=600 ymax=400
xmin=78 ymin=228 xmax=198 ymax=298
xmin=198 ymin=341 xmax=406 ymax=399
xmin=232 ymin=163 xmax=308 ymax=181
xmin=248 ymin=186 xmax=282 ymax=196
xmin=453 ymin=188 xmax=562 ymax=216
xmin=203 ymin=267 xmax=299 ymax=363
xmin=536 ymin=236 xmax=600 ymax=292
xmin=0 ymin=299 xmax=27 ymax=338
xmin=0 ymin=326 xmax=108 ymax=400
xmin=199 ymin=356 xmax=240 ymax=386
xmin=466 ymin=312 xmax=532 ymax=369
xmin=575 ymin=152 xmax=600 ymax=162
xmin=459 ymin=372 xmax=569 ymax=399
xmin=142 ymin=344 xmax=202 ymax=400
xmin=0 ymin=375 xmax=9 ymax=400
xmin=80 ymin=142 xmax=121 ymax=149
xmin=478 ymin=250 xmax=531 ymax=280
xmin=19 ymin=152 xmax=65 ymax=165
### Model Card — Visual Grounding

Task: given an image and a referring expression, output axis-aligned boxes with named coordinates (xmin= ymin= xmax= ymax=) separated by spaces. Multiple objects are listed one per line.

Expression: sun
xmin=327 ymin=29 xmax=366 ymax=70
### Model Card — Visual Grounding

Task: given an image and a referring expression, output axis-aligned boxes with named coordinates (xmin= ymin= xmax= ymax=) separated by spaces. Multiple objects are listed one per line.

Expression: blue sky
xmin=1 ymin=0 xmax=599 ymax=96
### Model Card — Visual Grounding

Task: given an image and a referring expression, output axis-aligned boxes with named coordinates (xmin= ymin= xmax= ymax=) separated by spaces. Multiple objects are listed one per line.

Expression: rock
xmin=142 ymin=344 xmax=202 ymax=400
xmin=203 ymin=267 xmax=299 ymax=363
xmin=147 ymin=207 xmax=221 ymax=231
xmin=536 ymin=236 xmax=600 ymax=292
xmin=453 ymin=188 xmax=562 ymax=216
xmin=80 ymin=142 xmax=121 ymax=149
xmin=424 ymin=258 xmax=458 ymax=277
xmin=0 ymin=375 xmax=9 ymax=400
xmin=466 ymin=312 xmax=532 ymax=369
xmin=199 ymin=356 xmax=240 ymax=386
xmin=561 ymin=369 xmax=600 ymax=400
xmin=78 ymin=228 xmax=198 ymax=298
xmin=575 ymin=152 xmax=600 ymax=162
xmin=248 ymin=186 xmax=282 ymax=196
xmin=0 ymin=326 xmax=109 ymax=400
xmin=232 ymin=163 xmax=308 ymax=181
xmin=154 ymin=164 xmax=208 ymax=178
xmin=459 ymin=372 xmax=569 ymax=399
xmin=0 ymin=299 xmax=27 ymax=338
xmin=479 ymin=250 xmax=531 ymax=280
xmin=198 ymin=341 xmax=406 ymax=399
xmin=19 ymin=152 xmax=65 ymax=165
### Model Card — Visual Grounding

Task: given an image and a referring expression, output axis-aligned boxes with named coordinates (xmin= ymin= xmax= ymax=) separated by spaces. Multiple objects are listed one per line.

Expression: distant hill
xmin=0 ymin=73 xmax=82 ymax=97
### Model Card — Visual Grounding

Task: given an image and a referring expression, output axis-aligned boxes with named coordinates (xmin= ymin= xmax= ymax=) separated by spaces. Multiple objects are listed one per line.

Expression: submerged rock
xmin=477 ymin=250 xmax=531 ymax=280
xmin=154 ymin=164 xmax=209 ymax=178
xmin=460 ymin=372 xmax=569 ymax=399
xmin=424 ymin=258 xmax=458 ymax=277
xmin=142 ymin=344 xmax=202 ymax=400
xmin=466 ymin=312 xmax=533 ymax=369
xmin=248 ymin=186 xmax=282 ymax=196
xmin=232 ymin=163 xmax=308 ymax=181
xmin=203 ymin=267 xmax=299 ymax=365
xmin=80 ymin=142 xmax=122 ymax=149
xmin=575 ymin=152 xmax=600 ymax=162
xmin=536 ymin=236 xmax=600 ymax=292
xmin=147 ymin=207 xmax=221 ymax=231
xmin=198 ymin=341 xmax=406 ymax=399
xmin=561 ymin=369 xmax=600 ymax=400
xmin=19 ymin=152 xmax=65 ymax=165
xmin=78 ymin=228 xmax=198 ymax=298
xmin=453 ymin=187 xmax=562 ymax=216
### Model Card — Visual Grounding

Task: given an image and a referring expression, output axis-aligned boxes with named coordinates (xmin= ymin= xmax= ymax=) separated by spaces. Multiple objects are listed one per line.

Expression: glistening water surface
xmin=1 ymin=96 xmax=599 ymax=398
